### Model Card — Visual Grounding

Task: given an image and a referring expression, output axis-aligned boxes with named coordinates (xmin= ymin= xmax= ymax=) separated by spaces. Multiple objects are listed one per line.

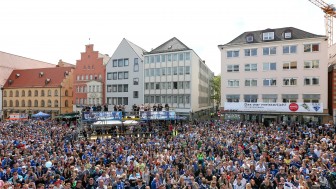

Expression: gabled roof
xmin=146 ymin=37 xmax=191 ymax=54
xmin=219 ymin=27 xmax=326 ymax=47
xmin=0 ymin=51 xmax=55 ymax=86
xmin=3 ymin=67 xmax=73 ymax=88
xmin=125 ymin=38 xmax=147 ymax=58
xmin=98 ymin=53 xmax=110 ymax=65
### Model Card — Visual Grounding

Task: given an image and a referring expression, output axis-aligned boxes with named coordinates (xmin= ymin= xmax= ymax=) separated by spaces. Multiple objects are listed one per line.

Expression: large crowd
xmin=0 ymin=118 xmax=335 ymax=189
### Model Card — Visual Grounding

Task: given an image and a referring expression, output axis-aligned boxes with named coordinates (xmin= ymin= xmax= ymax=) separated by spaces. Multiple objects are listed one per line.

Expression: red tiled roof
xmin=3 ymin=67 xmax=73 ymax=88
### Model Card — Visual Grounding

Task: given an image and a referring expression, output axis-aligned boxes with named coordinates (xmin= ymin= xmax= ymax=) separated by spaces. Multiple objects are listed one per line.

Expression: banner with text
xmin=82 ymin=111 xmax=122 ymax=121
xmin=140 ymin=111 xmax=176 ymax=120
xmin=224 ymin=102 xmax=323 ymax=113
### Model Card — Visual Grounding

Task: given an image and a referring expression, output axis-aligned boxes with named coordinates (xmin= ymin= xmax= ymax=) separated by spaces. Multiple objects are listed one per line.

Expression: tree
xmin=211 ymin=75 xmax=221 ymax=111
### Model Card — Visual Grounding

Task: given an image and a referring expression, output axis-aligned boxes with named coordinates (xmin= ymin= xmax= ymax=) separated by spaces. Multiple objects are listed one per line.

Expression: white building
xmin=86 ymin=80 xmax=103 ymax=106
xmin=218 ymin=27 xmax=329 ymax=124
xmin=144 ymin=37 xmax=214 ymax=118
xmin=106 ymin=38 xmax=146 ymax=112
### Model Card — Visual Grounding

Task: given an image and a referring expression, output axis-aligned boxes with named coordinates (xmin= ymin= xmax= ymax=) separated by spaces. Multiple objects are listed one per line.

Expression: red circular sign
xmin=289 ymin=103 xmax=299 ymax=112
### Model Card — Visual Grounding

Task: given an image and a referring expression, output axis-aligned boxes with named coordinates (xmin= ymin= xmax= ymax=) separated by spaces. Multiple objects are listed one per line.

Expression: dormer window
xmin=284 ymin=31 xmax=292 ymax=39
xmin=246 ymin=35 xmax=254 ymax=43
xmin=263 ymin=32 xmax=274 ymax=41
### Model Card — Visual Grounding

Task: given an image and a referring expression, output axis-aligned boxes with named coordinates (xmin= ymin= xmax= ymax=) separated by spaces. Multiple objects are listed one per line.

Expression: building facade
xmin=219 ymin=27 xmax=329 ymax=124
xmin=2 ymin=67 xmax=74 ymax=118
xmin=73 ymin=44 xmax=109 ymax=112
xmin=106 ymin=38 xmax=146 ymax=112
xmin=0 ymin=51 xmax=55 ymax=120
xmin=144 ymin=37 xmax=214 ymax=117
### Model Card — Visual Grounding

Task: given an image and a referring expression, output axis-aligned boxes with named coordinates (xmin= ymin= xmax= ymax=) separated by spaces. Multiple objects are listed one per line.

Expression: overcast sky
xmin=0 ymin=0 xmax=328 ymax=75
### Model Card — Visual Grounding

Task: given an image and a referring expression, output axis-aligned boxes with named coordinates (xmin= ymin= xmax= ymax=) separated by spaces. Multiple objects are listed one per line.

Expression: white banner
xmin=224 ymin=102 xmax=323 ymax=113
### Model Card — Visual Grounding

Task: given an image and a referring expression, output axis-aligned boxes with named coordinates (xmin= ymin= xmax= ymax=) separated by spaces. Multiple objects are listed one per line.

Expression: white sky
xmin=0 ymin=0 xmax=329 ymax=75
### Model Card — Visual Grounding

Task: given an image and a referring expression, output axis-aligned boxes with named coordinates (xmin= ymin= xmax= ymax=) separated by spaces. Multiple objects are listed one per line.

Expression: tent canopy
xmin=32 ymin=111 xmax=50 ymax=118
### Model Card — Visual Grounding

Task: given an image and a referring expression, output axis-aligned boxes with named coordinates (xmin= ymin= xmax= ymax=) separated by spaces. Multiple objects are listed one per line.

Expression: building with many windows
xmin=2 ymin=67 xmax=74 ymax=118
xmin=73 ymin=44 xmax=109 ymax=112
xmin=219 ymin=27 xmax=330 ymax=124
xmin=106 ymin=38 xmax=146 ymax=112
xmin=144 ymin=37 xmax=214 ymax=118
xmin=0 ymin=51 xmax=55 ymax=120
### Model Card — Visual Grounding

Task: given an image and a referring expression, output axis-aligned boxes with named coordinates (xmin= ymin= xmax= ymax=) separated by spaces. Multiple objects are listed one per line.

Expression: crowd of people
xmin=0 ymin=118 xmax=335 ymax=189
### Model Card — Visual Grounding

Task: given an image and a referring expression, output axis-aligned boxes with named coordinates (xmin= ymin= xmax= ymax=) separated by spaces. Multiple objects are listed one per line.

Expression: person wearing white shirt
xmin=233 ymin=173 xmax=246 ymax=189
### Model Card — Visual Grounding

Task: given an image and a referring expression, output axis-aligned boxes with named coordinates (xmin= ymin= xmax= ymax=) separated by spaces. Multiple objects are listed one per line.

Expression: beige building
xmin=218 ymin=27 xmax=330 ymax=124
xmin=2 ymin=67 xmax=74 ymax=118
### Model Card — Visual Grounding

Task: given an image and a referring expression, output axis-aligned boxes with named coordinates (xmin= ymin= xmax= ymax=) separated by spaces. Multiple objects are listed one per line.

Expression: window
xmin=118 ymin=72 xmax=123 ymax=80
xmin=65 ymin=90 xmax=68 ymax=96
xmin=145 ymin=56 xmax=149 ymax=64
xmin=263 ymin=78 xmax=277 ymax=86
xmin=47 ymin=90 xmax=51 ymax=96
xmin=263 ymin=32 xmax=274 ymax=40
xmin=124 ymin=72 xmax=128 ymax=79
xmin=118 ymin=59 xmax=124 ymax=67
xmin=304 ymin=77 xmax=319 ymax=85
xmin=133 ymin=91 xmax=139 ymax=98
xmin=124 ymin=84 xmax=128 ymax=92
xmin=173 ymin=82 xmax=178 ymax=89
xmin=161 ymin=67 xmax=166 ymax=75
xmin=34 ymin=100 xmax=38 ymax=107
xmin=15 ymin=100 xmax=19 ymax=107
xmin=113 ymin=72 xmax=117 ymax=80
xmin=284 ymin=32 xmax=292 ymax=39
xmin=304 ymin=44 xmax=319 ymax=52
xmin=179 ymin=53 xmax=184 ymax=61
xmin=226 ymin=95 xmax=240 ymax=102
xmin=245 ymin=79 xmax=257 ymax=86
xmin=15 ymin=90 xmax=19 ymax=97
xmin=55 ymin=100 xmax=59 ymax=107
xmin=244 ymin=95 xmax=258 ymax=103
xmin=41 ymin=90 xmax=45 ymax=96
xmin=185 ymin=81 xmax=190 ymax=89
xmin=173 ymin=67 xmax=178 ymax=75
xmin=246 ymin=35 xmax=254 ymax=43
xmin=185 ymin=52 xmax=190 ymax=60
xmin=283 ymin=61 xmax=297 ymax=70
xmin=34 ymin=90 xmax=38 ymax=97
xmin=145 ymin=69 xmax=149 ymax=77
xmin=227 ymin=80 xmax=239 ymax=87
xmin=3 ymin=91 xmax=7 ymax=97
xmin=262 ymin=94 xmax=277 ymax=102
xmin=186 ymin=95 xmax=190 ymax=104
xmin=167 ymin=54 xmax=172 ymax=62
xmin=107 ymin=85 xmax=112 ymax=92
xmin=283 ymin=45 xmax=297 ymax=54
xmin=282 ymin=94 xmax=298 ymax=103
xmin=107 ymin=73 xmax=112 ymax=80
xmin=112 ymin=85 xmax=117 ymax=92
xmin=161 ymin=82 xmax=166 ymax=89
xmin=178 ymin=81 xmax=184 ymax=89
xmin=3 ymin=100 xmax=6 ymax=107
xmin=263 ymin=47 xmax=276 ymax=55
xmin=156 ymin=83 xmax=160 ymax=90
xmin=22 ymin=90 xmax=25 ymax=97
xmin=124 ymin=59 xmax=129 ymax=66
xmin=47 ymin=100 xmax=51 ymax=107
xmin=167 ymin=82 xmax=172 ymax=89
xmin=244 ymin=48 xmax=257 ymax=56
xmin=113 ymin=60 xmax=118 ymax=67
xmin=227 ymin=50 xmax=239 ymax=58
xmin=90 ymin=75 xmax=93 ymax=80
xmin=150 ymin=56 xmax=154 ymax=63
xmin=178 ymin=66 xmax=184 ymax=75
xmin=304 ymin=60 xmax=319 ymax=69
xmin=21 ymin=100 xmax=25 ymax=107
xmin=173 ymin=54 xmax=178 ymax=61
xmin=145 ymin=83 xmax=149 ymax=90
xmin=123 ymin=97 xmax=128 ymax=105
xmin=54 ymin=90 xmax=58 ymax=96
xmin=134 ymin=58 xmax=139 ymax=72
xmin=86 ymin=75 xmax=88 ymax=80
xmin=41 ymin=100 xmax=45 ymax=107
xmin=167 ymin=67 xmax=172 ymax=75
xmin=150 ymin=83 xmax=154 ymax=90
xmin=263 ymin=62 xmax=276 ymax=71
xmin=173 ymin=96 xmax=177 ymax=103
xmin=245 ymin=63 xmax=257 ymax=71
xmin=303 ymin=94 xmax=320 ymax=103
xmin=155 ymin=55 xmax=160 ymax=63
xmin=161 ymin=55 xmax=166 ymax=62
xmin=283 ymin=78 xmax=297 ymax=86
xmin=155 ymin=68 xmax=161 ymax=76
xmin=9 ymin=100 xmax=13 ymax=107
xmin=185 ymin=66 xmax=190 ymax=74
xmin=227 ymin=65 xmax=239 ymax=72
xmin=118 ymin=85 xmax=123 ymax=92
xmin=133 ymin=78 xmax=139 ymax=85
